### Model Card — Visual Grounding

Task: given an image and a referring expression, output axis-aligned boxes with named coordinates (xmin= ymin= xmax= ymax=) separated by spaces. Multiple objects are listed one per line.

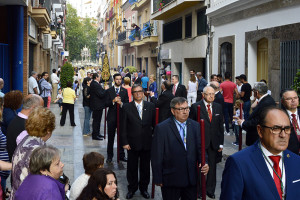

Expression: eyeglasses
xmin=261 ymin=125 xmax=291 ymax=135
xmin=284 ymin=97 xmax=298 ymax=101
xmin=173 ymin=107 xmax=190 ymax=112
xmin=132 ymin=90 xmax=144 ymax=94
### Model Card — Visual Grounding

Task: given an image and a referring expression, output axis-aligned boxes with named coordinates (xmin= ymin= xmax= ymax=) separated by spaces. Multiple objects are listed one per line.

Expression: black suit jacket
xmin=105 ymin=86 xmax=129 ymax=122
xmin=133 ymin=77 xmax=141 ymax=85
xmin=282 ymin=107 xmax=300 ymax=155
xmin=90 ymin=80 xmax=107 ymax=111
xmin=243 ymin=95 xmax=276 ymax=146
xmin=150 ymin=90 xmax=174 ymax=123
xmin=151 ymin=118 xmax=202 ymax=187
xmin=189 ymin=100 xmax=224 ymax=150
xmin=172 ymin=84 xmax=187 ymax=98
xmin=214 ymin=91 xmax=224 ymax=110
xmin=122 ymin=101 xmax=156 ymax=151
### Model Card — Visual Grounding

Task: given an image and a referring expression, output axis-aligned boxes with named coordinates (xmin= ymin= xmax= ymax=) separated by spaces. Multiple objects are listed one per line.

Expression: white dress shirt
xmin=51 ymin=73 xmax=60 ymax=84
xmin=286 ymin=110 xmax=300 ymax=130
xmin=134 ymin=101 xmax=143 ymax=119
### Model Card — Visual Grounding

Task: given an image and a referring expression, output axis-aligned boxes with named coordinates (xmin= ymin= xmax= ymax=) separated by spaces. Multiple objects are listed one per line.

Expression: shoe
xmin=71 ymin=124 xmax=76 ymax=126
xmin=126 ymin=191 xmax=134 ymax=199
xmin=99 ymin=134 xmax=104 ymax=138
xmin=120 ymin=157 xmax=128 ymax=162
xmin=207 ymin=192 xmax=215 ymax=199
xmin=106 ymin=158 xmax=112 ymax=164
xmin=60 ymin=124 xmax=64 ymax=126
xmin=140 ymin=191 xmax=150 ymax=199
xmin=224 ymin=131 xmax=230 ymax=136
xmin=232 ymin=142 xmax=239 ymax=146
xmin=92 ymin=136 xmax=103 ymax=140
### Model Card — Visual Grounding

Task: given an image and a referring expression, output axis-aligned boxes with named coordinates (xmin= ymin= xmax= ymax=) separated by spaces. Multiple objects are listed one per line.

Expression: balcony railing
xmin=129 ymin=0 xmax=138 ymax=5
xmin=129 ymin=29 xmax=141 ymax=41
xmin=153 ymin=0 xmax=174 ymax=12
xmin=141 ymin=21 xmax=158 ymax=37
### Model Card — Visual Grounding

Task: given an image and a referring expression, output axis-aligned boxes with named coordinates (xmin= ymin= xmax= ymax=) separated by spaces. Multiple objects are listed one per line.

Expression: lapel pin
xmin=287 ymin=154 xmax=290 ymax=158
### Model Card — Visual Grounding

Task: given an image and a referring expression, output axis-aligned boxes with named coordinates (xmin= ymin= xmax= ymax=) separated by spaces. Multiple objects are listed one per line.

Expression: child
xmin=232 ymin=100 xmax=244 ymax=146
xmin=54 ymin=88 xmax=63 ymax=114
xmin=73 ymin=80 xmax=79 ymax=98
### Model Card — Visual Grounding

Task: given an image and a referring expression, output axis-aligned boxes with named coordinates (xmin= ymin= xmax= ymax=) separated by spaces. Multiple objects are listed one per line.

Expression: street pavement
xmin=47 ymin=95 xmax=247 ymax=200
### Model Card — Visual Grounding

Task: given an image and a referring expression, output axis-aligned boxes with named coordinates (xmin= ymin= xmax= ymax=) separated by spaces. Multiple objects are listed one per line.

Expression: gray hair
xmin=203 ymin=86 xmax=215 ymax=94
xmin=23 ymin=94 xmax=42 ymax=109
xmin=210 ymin=81 xmax=219 ymax=90
xmin=31 ymin=71 xmax=38 ymax=76
xmin=253 ymin=82 xmax=268 ymax=95
xmin=29 ymin=145 xmax=60 ymax=175
xmin=132 ymin=84 xmax=143 ymax=92
xmin=170 ymin=97 xmax=188 ymax=108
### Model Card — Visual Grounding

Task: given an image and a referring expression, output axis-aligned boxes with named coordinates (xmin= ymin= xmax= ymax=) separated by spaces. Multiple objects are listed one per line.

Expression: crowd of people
xmin=0 ymin=64 xmax=299 ymax=200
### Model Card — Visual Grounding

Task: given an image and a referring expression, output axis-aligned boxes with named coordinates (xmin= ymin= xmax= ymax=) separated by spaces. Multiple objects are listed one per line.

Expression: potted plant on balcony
xmin=143 ymin=22 xmax=154 ymax=37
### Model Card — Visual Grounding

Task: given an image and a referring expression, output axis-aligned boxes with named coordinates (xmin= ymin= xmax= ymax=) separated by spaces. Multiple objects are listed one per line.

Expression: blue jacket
xmin=1 ymin=108 xmax=16 ymax=136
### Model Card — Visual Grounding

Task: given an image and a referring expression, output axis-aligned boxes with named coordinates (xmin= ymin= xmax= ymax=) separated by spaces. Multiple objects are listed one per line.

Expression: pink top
xmin=16 ymin=130 xmax=28 ymax=145
xmin=220 ymin=81 xmax=237 ymax=103
xmin=18 ymin=112 xmax=28 ymax=119
xmin=125 ymin=87 xmax=132 ymax=102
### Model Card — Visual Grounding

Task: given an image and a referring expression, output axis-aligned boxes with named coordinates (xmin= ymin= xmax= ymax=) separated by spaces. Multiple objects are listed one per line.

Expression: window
xmin=220 ymin=42 xmax=232 ymax=79
xmin=163 ymin=18 xmax=182 ymax=43
xmin=185 ymin=14 xmax=192 ymax=38
xmin=197 ymin=9 xmax=207 ymax=36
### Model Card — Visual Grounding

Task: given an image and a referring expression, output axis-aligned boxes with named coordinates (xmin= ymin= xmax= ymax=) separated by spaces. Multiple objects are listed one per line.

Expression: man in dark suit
xmin=171 ymin=75 xmax=187 ymax=98
xmin=189 ymin=86 xmax=224 ymax=199
xmin=90 ymin=73 xmax=108 ymax=140
xmin=238 ymin=82 xmax=276 ymax=146
xmin=210 ymin=81 xmax=224 ymax=109
xmin=133 ymin=72 xmax=141 ymax=84
xmin=151 ymin=97 xmax=209 ymax=200
xmin=280 ymin=88 xmax=300 ymax=155
xmin=150 ymin=80 xmax=174 ymax=123
xmin=122 ymin=84 xmax=156 ymax=199
xmin=105 ymin=73 xmax=129 ymax=163
xmin=221 ymin=107 xmax=300 ymax=199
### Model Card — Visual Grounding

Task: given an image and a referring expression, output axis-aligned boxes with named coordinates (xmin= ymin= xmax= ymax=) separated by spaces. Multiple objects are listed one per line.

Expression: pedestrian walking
xmin=187 ymin=74 xmax=198 ymax=107
xmin=51 ymin=69 xmax=60 ymax=103
xmin=141 ymin=73 xmax=149 ymax=92
xmin=28 ymin=71 xmax=39 ymax=95
xmin=239 ymin=74 xmax=252 ymax=120
xmin=39 ymin=72 xmax=52 ymax=107
xmin=196 ymin=72 xmax=207 ymax=101
xmin=171 ymin=75 xmax=187 ymax=98
xmin=148 ymin=74 xmax=157 ymax=98
xmin=60 ymin=81 xmax=76 ymax=127
xmin=232 ymin=100 xmax=243 ymax=146
xmin=53 ymin=88 xmax=63 ymax=114
xmin=82 ymin=77 xmax=92 ymax=136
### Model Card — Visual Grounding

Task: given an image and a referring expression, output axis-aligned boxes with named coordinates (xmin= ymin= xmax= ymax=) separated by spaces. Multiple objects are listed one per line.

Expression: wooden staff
xmin=239 ymin=103 xmax=243 ymax=151
xmin=151 ymin=108 xmax=159 ymax=199
xmin=117 ymin=94 xmax=120 ymax=163
xmin=104 ymin=108 xmax=107 ymax=139
xmin=147 ymin=82 xmax=149 ymax=102
xmin=200 ymin=119 xmax=206 ymax=200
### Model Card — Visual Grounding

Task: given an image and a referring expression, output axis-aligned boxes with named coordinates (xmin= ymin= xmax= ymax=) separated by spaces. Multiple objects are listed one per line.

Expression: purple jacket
xmin=15 ymin=174 xmax=65 ymax=200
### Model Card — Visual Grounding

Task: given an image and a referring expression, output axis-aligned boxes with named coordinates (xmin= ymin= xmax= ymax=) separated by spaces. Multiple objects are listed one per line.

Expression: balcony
xmin=130 ymin=21 xmax=158 ymax=46
xmin=117 ymin=30 xmax=133 ymax=46
xmin=130 ymin=0 xmax=150 ymax=11
xmin=151 ymin=0 xmax=203 ymax=20
xmin=31 ymin=8 xmax=51 ymax=27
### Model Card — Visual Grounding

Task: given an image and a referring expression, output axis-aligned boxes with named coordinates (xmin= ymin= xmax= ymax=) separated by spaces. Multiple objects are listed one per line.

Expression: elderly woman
xmin=15 ymin=145 xmax=65 ymax=200
xmin=69 ymin=152 xmax=104 ymax=200
xmin=1 ymin=90 xmax=23 ymax=135
xmin=9 ymin=107 xmax=55 ymax=200
xmin=77 ymin=168 xmax=119 ymax=200
xmin=60 ymin=81 xmax=76 ymax=126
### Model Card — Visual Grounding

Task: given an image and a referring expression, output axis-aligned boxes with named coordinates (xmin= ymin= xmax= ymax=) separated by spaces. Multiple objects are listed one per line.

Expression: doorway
xmin=257 ymin=38 xmax=268 ymax=82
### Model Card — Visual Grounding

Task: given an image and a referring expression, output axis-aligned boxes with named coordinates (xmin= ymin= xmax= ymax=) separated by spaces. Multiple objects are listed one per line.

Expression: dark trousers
xmin=60 ymin=103 xmax=75 ymax=126
xmin=161 ymin=185 xmax=197 ymax=200
xmin=223 ymin=102 xmax=233 ymax=132
xmin=107 ymin=118 xmax=125 ymax=159
xmin=206 ymin=145 xmax=217 ymax=195
xmin=92 ymin=109 xmax=103 ymax=138
xmin=127 ymin=149 xmax=150 ymax=193
xmin=43 ymin=97 xmax=48 ymax=107
xmin=243 ymin=100 xmax=251 ymax=120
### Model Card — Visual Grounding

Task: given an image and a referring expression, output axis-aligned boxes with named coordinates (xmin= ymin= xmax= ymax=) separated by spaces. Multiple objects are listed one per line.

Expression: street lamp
xmin=122 ymin=18 xmax=128 ymax=30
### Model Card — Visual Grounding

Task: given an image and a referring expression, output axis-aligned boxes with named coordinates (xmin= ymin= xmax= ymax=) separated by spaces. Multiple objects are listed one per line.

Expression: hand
xmin=150 ymin=91 xmax=154 ymax=97
xmin=113 ymin=96 xmax=119 ymax=103
xmin=237 ymin=119 xmax=244 ymax=126
xmin=218 ymin=148 xmax=223 ymax=152
xmin=123 ymin=145 xmax=131 ymax=150
xmin=104 ymin=85 xmax=109 ymax=90
xmin=155 ymin=183 xmax=163 ymax=187
xmin=199 ymin=163 xmax=209 ymax=175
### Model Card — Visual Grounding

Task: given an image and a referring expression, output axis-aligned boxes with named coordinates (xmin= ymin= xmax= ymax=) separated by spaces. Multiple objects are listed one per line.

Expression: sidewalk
xmin=47 ymin=95 xmax=246 ymax=200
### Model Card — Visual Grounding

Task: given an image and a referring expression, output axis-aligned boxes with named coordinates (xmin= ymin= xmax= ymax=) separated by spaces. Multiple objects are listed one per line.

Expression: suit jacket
xmin=105 ymin=86 xmax=129 ymax=122
xmin=189 ymin=100 xmax=224 ymax=150
xmin=121 ymin=101 xmax=156 ymax=151
xmin=150 ymin=90 xmax=174 ymax=123
xmin=282 ymin=107 xmax=300 ymax=155
xmin=151 ymin=118 xmax=202 ymax=187
xmin=214 ymin=91 xmax=224 ymax=110
xmin=133 ymin=77 xmax=141 ymax=85
xmin=89 ymin=80 xmax=107 ymax=111
xmin=243 ymin=95 xmax=276 ymax=146
xmin=220 ymin=141 xmax=300 ymax=200
xmin=172 ymin=84 xmax=187 ymax=98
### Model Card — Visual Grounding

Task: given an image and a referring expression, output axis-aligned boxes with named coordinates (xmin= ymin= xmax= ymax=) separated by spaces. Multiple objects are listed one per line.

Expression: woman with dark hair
xmin=60 ymin=81 xmax=76 ymax=126
xmin=77 ymin=168 xmax=119 ymax=200
xmin=1 ymin=90 xmax=23 ymax=135
xmin=82 ymin=77 xmax=92 ymax=136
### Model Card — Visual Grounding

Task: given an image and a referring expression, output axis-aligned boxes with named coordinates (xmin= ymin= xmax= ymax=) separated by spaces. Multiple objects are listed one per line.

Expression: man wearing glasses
xmin=280 ymin=88 xmax=300 ymax=155
xmin=151 ymin=97 xmax=209 ymax=200
xmin=122 ymin=84 xmax=156 ymax=199
xmin=189 ymin=86 xmax=224 ymax=199
xmin=221 ymin=106 xmax=300 ymax=200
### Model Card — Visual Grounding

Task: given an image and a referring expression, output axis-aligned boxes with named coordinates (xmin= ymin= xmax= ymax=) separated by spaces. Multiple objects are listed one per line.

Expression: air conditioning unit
xmin=43 ymin=34 xmax=52 ymax=49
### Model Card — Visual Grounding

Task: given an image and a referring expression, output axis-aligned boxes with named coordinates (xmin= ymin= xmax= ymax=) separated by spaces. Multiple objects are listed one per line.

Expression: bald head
xmin=210 ymin=81 xmax=220 ymax=91
xmin=0 ymin=78 xmax=4 ymax=89
xmin=22 ymin=94 xmax=44 ymax=110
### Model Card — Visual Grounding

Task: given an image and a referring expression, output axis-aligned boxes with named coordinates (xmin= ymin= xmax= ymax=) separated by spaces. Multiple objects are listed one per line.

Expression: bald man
xmin=210 ymin=81 xmax=224 ymax=109
xmin=6 ymin=94 xmax=43 ymax=160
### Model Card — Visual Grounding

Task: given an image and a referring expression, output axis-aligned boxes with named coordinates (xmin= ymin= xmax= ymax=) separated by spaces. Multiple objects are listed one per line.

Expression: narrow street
xmin=47 ymin=95 xmax=246 ymax=200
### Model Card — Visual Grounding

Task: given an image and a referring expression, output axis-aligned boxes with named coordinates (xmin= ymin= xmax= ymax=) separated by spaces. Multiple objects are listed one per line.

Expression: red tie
xmin=269 ymin=156 xmax=282 ymax=199
xmin=291 ymin=114 xmax=300 ymax=142
xmin=207 ymin=104 xmax=212 ymax=122
xmin=173 ymin=84 xmax=177 ymax=96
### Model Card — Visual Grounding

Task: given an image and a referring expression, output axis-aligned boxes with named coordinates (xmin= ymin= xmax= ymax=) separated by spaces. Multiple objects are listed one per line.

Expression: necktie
xmin=269 ymin=156 xmax=282 ymax=199
xmin=179 ymin=123 xmax=186 ymax=148
xmin=137 ymin=104 xmax=142 ymax=119
xmin=207 ymin=104 xmax=212 ymax=122
xmin=116 ymin=87 xmax=119 ymax=94
xmin=173 ymin=84 xmax=177 ymax=96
